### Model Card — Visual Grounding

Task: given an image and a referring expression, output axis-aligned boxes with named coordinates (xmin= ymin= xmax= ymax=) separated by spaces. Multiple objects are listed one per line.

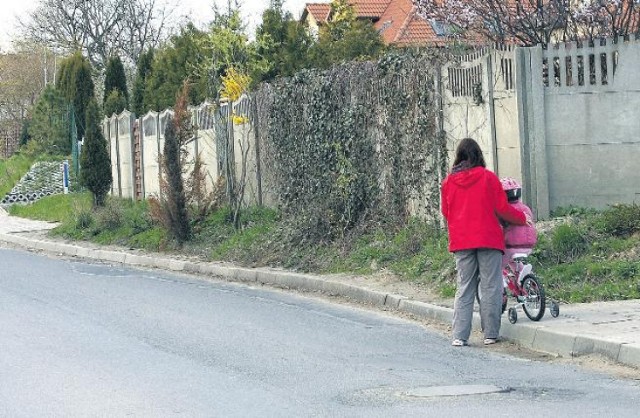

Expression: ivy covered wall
xmin=253 ymin=50 xmax=447 ymax=240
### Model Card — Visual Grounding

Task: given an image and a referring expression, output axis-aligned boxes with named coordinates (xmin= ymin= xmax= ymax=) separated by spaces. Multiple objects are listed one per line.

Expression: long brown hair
xmin=452 ymin=138 xmax=486 ymax=168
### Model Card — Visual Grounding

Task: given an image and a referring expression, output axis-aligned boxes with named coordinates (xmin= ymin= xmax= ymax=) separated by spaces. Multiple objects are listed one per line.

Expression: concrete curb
xmin=2 ymin=231 xmax=639 ymax=369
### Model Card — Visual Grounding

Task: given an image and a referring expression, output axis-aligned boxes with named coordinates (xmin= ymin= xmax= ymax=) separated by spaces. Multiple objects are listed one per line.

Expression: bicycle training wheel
xmin=521 ymin=274 xmax=546 ymax=321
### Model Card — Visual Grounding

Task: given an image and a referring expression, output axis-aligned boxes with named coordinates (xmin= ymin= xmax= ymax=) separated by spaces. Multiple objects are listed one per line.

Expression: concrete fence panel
xmin=196 ymin=103 xmax=219 ymax=193
xmin=117 ymin=111 xmax=135 ymax=199
xmin=141 ymin=112 xmax=160 ymax=198
xmin=490 ymin=46 xmax=522 ymax=181
xmin=518 ymin=37 xmax=640 ymax=217
xmin=108 ymin=116 xmax=121 ymax=197
xmin=442 ymin=50 xmax=496 ymax=171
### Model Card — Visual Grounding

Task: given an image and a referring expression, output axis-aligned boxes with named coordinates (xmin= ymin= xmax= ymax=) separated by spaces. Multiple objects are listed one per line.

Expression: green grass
xmin=532 ymin=205 xmax=640 ymax=302
xmin=9 ymin=192 xmax=640 ymax=304
xmin=0 ymin=153 xmax=35 ymax=198
xmin=9 ymin=192 xmax=92 ymax=222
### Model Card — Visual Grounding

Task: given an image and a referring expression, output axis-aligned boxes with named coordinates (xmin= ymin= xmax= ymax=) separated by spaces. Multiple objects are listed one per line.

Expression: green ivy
xmin=253 ymin=50 xmax=445 ymax=243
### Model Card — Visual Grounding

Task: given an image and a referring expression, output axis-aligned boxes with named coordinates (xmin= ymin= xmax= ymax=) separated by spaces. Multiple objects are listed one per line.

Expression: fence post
xmin=156 ymin=112 xmax=162 ymax=199
xmin=225 ymin=102 xmax=235 ymax=206
xmin=485 ymin=51 xmax=499 ymax=174
xmin=114 ymin=116 xmax=122 ymax=198
xmin=434 ymin=64 xmax=446 ymax=227
xmin=516 ymin=45 xmax=550 ymax=219
xmin=250 ymin=98 xmax=263 ymax=206
xmin=136 ymin=116 xmax=145 ymax=199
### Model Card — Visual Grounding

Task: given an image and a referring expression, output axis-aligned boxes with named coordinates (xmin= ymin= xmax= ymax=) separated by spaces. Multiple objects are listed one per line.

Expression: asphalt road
xmin=1 ymin=248 xmax=639 ymax=417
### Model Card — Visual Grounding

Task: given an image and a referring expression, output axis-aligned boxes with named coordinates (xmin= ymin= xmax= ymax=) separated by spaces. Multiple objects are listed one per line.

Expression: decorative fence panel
xmin=490 ymin=45 xmax=521 ymax=182
xmin=108 ymin=107 xmax=222 ymax=201
xmin=517 ymin=37 xmax=640 ymax=218
xmin=442 ymin=45 xmax=521 ymax=182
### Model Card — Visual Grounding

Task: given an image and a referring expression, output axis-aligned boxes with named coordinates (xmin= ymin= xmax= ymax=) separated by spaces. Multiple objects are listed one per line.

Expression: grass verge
xmin=8 ymin=193 xmax=640 ymax=303
xmin=0 ymin=153 xmax=35 ymax=199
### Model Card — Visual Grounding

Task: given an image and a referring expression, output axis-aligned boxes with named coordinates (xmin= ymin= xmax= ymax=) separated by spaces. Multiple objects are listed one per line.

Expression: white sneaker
xmin=452 ymin=339 xmax=468 ymax=347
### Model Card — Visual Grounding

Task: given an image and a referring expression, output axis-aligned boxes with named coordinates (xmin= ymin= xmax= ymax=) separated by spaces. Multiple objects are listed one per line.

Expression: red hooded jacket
xmin=441 ymin=166 xmax=526 ymax=252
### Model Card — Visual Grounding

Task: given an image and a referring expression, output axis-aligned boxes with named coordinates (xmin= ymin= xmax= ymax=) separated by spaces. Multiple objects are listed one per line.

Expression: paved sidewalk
xmin=1 ymin=211 xmax=639 ymax=369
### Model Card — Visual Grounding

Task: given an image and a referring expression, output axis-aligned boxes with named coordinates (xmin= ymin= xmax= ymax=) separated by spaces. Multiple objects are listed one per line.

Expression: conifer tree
xmin=143 ymin=24 xmax=208 ymax=111
xmin=80 ymin=99 xmax=112 ymax=207
xmin=55 ymin=52 xmax=95 ymax=140
xmin=104 ymin=89 xmax=127 ymax=117
xmin=28 ymin=85 xmax=70 ymax=154
xmin=103 ymin=55 xmax=129 ymax=114
xmin=252 ymin=0 xmax=312 ymax=83
xmin=132 ymin=49 xmax=154 ymax=116
xmin=160 ymin=81 xmax=192 ymax=244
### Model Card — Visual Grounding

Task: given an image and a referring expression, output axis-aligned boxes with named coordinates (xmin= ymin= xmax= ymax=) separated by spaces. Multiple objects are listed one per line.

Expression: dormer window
xmin=430 ymin=19 xmax=453 ymax=36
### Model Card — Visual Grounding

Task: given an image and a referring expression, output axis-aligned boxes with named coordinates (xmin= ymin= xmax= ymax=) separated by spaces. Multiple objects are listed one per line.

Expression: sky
xmin=0 ymin=0 xmax=312 ymax=51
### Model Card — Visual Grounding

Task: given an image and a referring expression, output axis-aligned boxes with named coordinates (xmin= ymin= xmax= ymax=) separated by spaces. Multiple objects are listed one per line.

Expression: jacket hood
xmin=449 ymin=166 xmax=485 ymax=188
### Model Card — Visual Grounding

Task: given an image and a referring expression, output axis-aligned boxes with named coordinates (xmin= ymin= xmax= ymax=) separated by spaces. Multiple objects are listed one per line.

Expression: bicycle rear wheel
xmin=521 ymin=274 xmax=546 ymax=321
xmin=476 ymin=282 xmax=507 ymax=314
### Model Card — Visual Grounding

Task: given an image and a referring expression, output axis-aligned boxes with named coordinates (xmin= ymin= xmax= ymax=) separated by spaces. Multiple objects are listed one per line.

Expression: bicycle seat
xmin=510 ymin=249 xmax=532 ymax=259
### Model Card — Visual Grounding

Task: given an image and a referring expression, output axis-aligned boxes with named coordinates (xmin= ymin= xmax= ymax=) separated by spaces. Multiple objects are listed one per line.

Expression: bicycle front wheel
xmin=522 ymin=274 xmax=546 ymax=321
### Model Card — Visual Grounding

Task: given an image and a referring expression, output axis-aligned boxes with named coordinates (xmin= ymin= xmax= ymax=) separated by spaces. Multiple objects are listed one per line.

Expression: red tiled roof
xmin=393 ymin=9 xmax=446 ymax=46
xmin=303 ymin=0 xmax=455 ymax=46
xmin=374 ymin=0 xmax=413 ymax=44
xmin=305 ymin=3 xmax=332 ymax=23
xmin=350 ymin=0 xmax=392 ymax=18
xmin=304 ymin=0 xmax=391 ymax=23
xmin=374 ymin=0 xmax=445 ymax=46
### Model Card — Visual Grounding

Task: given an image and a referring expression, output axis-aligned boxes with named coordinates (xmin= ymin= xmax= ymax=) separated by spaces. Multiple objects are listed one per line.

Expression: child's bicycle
xmin=477 ymin=250 xmax=560 ymax=324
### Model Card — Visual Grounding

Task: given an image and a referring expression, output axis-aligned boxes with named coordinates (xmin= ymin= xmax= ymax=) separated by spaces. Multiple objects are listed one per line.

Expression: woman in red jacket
xmin=441 ymin=138 xmax=527 ymax=347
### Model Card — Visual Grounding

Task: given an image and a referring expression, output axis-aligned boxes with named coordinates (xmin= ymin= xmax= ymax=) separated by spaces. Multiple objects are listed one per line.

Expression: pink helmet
xmin=500 ymin=177 xmax=522 ymax=202
xmin=500 ymin=177 xmax=521 ymax=191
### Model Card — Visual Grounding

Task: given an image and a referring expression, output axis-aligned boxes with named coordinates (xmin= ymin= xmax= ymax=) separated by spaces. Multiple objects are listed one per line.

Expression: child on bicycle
xmin=500 ymin=177 xmax=537 ymax=269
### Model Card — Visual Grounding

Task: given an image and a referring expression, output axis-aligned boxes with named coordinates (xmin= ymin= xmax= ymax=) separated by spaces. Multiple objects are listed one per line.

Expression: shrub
xmin=125 ymin=201 xmax=154 ymax=234
xmin=550 ymin=224 xmax=589 ymax=262
xmin=551 ymin=205 xmax=596 ymax=218
xmin=185 ymin=157 xmax=225 ymax=223
xmin=75 ymin=208 xmax=94 ymax=230
xmin=94 ymin=199 xmax=125 ymax=231
xmin=592 ymin=203 xmax=640 ymax=237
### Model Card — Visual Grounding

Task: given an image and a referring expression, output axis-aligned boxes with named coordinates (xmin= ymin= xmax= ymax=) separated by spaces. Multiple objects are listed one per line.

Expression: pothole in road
xmin=398 ymin=385 xmax=512 ymax=398
xmin=69 ymin=261 xmax=139 ymax=277
xmin=341 ymin=384 xmax=515 ymax=406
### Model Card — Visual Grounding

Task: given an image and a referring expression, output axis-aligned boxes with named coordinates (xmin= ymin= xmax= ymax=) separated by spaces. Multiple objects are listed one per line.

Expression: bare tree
xmin=119 ymin=0 xmax=172 ymax=65
xmin=19 ymin=0 xmax=173 ymax=71
xmin=415 ymin=0 xmax=640 ymax=46
xmin=0 ymin=43 xmax=56 ymax=123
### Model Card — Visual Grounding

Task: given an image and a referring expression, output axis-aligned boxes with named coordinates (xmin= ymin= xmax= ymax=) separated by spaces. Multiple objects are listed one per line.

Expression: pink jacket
xmin=504 ymin=201 xmax=537 ymax=248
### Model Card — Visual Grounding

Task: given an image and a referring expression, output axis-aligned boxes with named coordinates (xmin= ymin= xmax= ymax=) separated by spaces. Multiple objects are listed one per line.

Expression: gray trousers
xmin=452 ymin=249 xmax=503 ymax=341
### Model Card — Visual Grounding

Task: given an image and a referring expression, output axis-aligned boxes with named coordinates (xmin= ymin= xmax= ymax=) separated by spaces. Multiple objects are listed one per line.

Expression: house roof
xmin=350 ymin=0 xmax=392 ymax=19
xmin=374 ymin=0 xmax=445 ymax=46
xmin=304 ymin=3 xmax=332 ymax=23
xmin=302 ymin=0 xmax=450 ymax=46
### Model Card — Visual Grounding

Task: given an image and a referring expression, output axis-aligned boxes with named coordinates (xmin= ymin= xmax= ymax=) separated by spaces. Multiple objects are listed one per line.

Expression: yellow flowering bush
xmin=220 ymin=68 xmax=251 ymax=102
xmin=221 ymin=68 xmax=251 ymax=125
